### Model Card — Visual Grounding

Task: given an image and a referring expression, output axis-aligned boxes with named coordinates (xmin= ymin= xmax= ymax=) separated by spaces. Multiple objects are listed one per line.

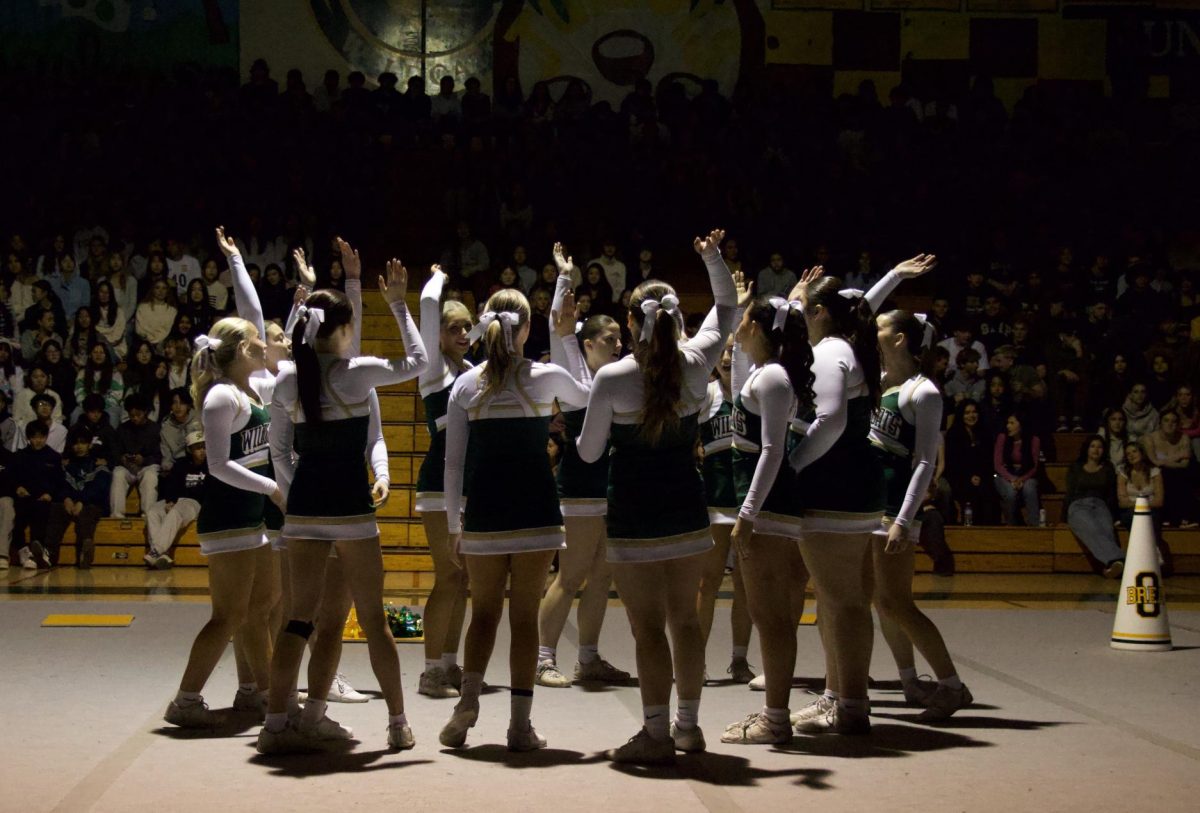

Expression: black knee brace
xmin=284 ymin=619 xmax=315 ymax=639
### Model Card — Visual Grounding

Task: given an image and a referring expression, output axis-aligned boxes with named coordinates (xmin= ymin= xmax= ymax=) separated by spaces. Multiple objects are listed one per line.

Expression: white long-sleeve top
xmin=878 ymin=375 xmax=942 ymax=529
xmin=135 ymin=302 xmax=177 ymax=345
xmin=577 ymin=248 xmax=736 ymax=463
xmin=737 ymin=363 xmax=797 ymax=521
xmin=788 ymin=336 xmax=868 ymax=473
xmin=269 ymin=300 xmax=426 ymax=496
xmin=418 ymin=272 xmax=472 ymax=399
xmin=444 ymin=360 xmax=591 ymax=534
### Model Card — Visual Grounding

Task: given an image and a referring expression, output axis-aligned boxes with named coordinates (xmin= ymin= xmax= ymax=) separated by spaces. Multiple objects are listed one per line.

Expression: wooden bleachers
xmin=57 ymin=289 xmax=1196 ymax=576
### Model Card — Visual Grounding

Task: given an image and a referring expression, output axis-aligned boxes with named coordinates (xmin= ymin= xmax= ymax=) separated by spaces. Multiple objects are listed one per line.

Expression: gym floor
xmin=2 ymin=570 xmax=1198 ymax=812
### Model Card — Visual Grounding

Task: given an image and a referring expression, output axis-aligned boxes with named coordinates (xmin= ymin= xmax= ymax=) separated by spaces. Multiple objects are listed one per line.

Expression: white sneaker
xmin=327 ymin=673 xmax=368 ymax=703
xmin=574 ymin=658 xmax=631 ymax=683
xmin=917 ymin=684 xmax=973 ymax=722
xmin=256 ymin=721 xmax=326 ymax=754
xmin=670 ymin=722 xmax=707 ymax=753
xmin=164 ymin=699 xmax=220 ymax=728
xmin=720 ymin=712 xmax=791 ymax=745
xmin=19 ymin=547 xmax=37 ymax=570
xmin=388 ymin=722 xmax=416 ymax=750
xmin=507 ymin=722 xmax=548 ymax=752
xmin=789 ymin=694 xmax=835 ymax=727
xmin=605 ymin=728 xmax=676 ymax=765
xmin=438 ymin=700 xmax=480 ymax=748
xmin=300 ymin=714 xmax=354 ymax=740
xmin=419 ymin=666 xmax=460 ymax=699
xmin=748 ymin=673 xmax=766 ymax=691
xmin=445 ymin=663 xmax=463 ymax=690
xmin=536 ymin=660 xmax=573 ymax=688
xmin=233 ymin=689 xmax=268 ymax=719
xmin=903 ymin=676 xmax=938 ymax=707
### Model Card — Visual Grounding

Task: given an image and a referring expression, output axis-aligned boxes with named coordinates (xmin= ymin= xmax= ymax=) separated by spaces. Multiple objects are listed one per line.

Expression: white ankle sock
xmin=898 ymin=667 xmax=918 ymax=684
xmin=237 ymin=683 xmax=258 ymax=695
xmin=537 ymin=645 xmax=556 ymax=664
xmin=577 ymin=645 xmax=599 ymax=665
xmin=644 ymin=704 xmax=670 ymax=740
xmin=764 ymin=706 xmax=790 ymax=726
xmin=939 ymin=674 xmax=963 ymax=690
xmin=461 ymin=671 xmax=484 ymax=702
xmin=442 ymin=652 xmax=458 ymax=667
xmin=174 ymin=690 xmax=202 ymax=705
xmin=264 ymin=712 xmax=288 ymax=733
xmin=674 ymin=698 xmax=700 ymax=730
xmin=425 ymin=659 xmax=443 ymax=672
xmin=389 ymin=713 xmax=408 ymax=728
xmin=731 ymin=645 xmax=749 ymax=660
xmin=301 ymin=699 xmax=327 ymax=726
xmin=511 ymin=690 xmax=533 ymax=729
xmin=822 ymin=689 xmax=838 ymax=701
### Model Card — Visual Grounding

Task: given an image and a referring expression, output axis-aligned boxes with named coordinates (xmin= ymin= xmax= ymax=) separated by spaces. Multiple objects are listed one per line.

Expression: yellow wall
xmin=240 ymin=0 xmax=351 ymax=85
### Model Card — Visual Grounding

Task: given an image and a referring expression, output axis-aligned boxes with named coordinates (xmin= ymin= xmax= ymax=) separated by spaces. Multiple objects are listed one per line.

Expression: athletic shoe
xmin=153 ymin=553 xmax=172 ymax=570
xmin=388 ymin=722 xmax=416 ymax=750
xmin=0 ymin=555 xmax=9 ymax=570
xmin=445 ymin=663 xmax=463 ymax=690
xmin=902 ymin=676 xmax=938 ymax=707
xmin=507 ymin=722 xmax=548 ymax=752
xmin=18 ymin=547 xmax=36 ymax=570
xmin=301 ymin=714 xmax=354 ymax=740
xmin=727 ymin=657 xmax=756 ymax=684
xmin=917 ymin=684 xmax=973 ymax=722
xmin=233 ymin=689 xmax=268 ymax=719
xmin=1103 ymin=560 xmax=1124 ymax=580
xmin=419 ymin=667 xmax=461 ymax=698
xmin=605 ymin=728 xmax=676 ymax=765
xmin=327 ymin=673 xmax=368 ymax=703
xmin=256 ymin=721 xmax=325 ymax=754
xmin=790 ymin=695 xmax=835 ymax=728
xmin=720 ymin=712 xmax=790 ymax=745
xmin=164 ymin=699 xmax=220 ymax=728
xmin=796 ymin=705 xmax=871 ymax=736
xmin=536 ymin=660 xmax=572 ymax=688
xmin=669 ymin=722 xmax=707 ymax=753
xmin=438 ymin=700 xmax=480 ymax=748
xmin=78 ymin=541 xmax=95 ymax=569
xmin=143 ymin=553 xmax=157 ymax=568
xmin=30 ymin=541 xmax=50 ymax=569
xmin=748 ymin=673 xmax=766 ymax=691
xmin=574 ymin=658 xmax=631 ymax=683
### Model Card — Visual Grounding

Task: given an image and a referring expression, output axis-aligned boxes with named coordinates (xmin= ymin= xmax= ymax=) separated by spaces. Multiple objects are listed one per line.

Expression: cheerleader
xmin=575 ymin=229 xmax=736 ymax=765
xmin=259 ymin=260 xmax=427 ymax=753
xmin=162 ymin=314 xmax=284 ymax=728
xmin=720 ymin=292 xmax=815 ymax=744
xmin=537 ymin=245 xmax=630 ymax=688
xmin=866 ymin=308 xmax=972 ymax=721
xmin=695 ymin=336 xmax=756 ymax=685
xmin=415 ymin=265 xmax=473 ymax=699
xmin=437 ymin=288 xmax=591 ymax=752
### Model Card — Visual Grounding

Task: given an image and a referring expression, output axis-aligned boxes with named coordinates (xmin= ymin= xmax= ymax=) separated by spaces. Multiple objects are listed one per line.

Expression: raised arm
xmin=336 ymin=238 xmax=364 ymax=354
xmin=683 ymin=229 xmax=738 ymax=370
xmin=549 ymin=243 xmax=575 ymax=322
xmin=216 ymin=226 xmax=266 ymax=341
xmin=863 ymin=254 xmax=938 ymax=315
xmin=548 ymin=286 xmax=590 ymax=384
xmin=205 ymin=386 xmax=278 ymax=496
xmin=576 ymin=365 xmax=618 ymax=463
xmin=419 ymin=266 xmax=450 ymax=388
xmin=788 ymin=344 xmax=850 ymax=473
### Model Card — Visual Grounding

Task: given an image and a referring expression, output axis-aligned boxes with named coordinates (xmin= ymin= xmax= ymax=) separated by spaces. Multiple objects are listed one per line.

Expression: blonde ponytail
xmin=191 ymin=316 xmax=258 ymax=407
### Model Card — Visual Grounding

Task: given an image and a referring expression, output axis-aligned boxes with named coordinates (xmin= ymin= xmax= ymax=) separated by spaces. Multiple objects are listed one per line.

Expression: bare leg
xmin=539 ymin=515 xmax=605 ymax=655
xmin=739 ymin=534 xmax=801 ymax=710
xmin=308 ymin=554 xmax=354 ymax=702
xmin=178 ymin=548 xmax=260 ymax=694
xmin=335 ymin=537 xmax=404 ymax=715
xmin=871 ymin=539 xmax=955 ymax=678
xmin=576 ymin=525 xmax=613 ymax=649
xmin=697 ymin=523 xmax=732 ymax=647
xmin=509 ymin=550 xmax=558 ymax=689
xmin=462 ymin=554 xmax=510 ymax=680
xmin=798 ymin=533 xmax=873 ymax=702
xmin=267 ymin=539 xmax=330 ymax=715
xmin=422 ymin=511 xmax=468 ymax=663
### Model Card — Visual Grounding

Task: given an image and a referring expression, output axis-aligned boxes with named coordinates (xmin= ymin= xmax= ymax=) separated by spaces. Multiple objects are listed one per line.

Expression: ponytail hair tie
xmin=913 ymin=313 xmax=937 ymax=350
xmin=639 ymin=293 xmax=681 ymax=342
xmin=468 ymin=310 xmax=522 ymax=351
xmin=298 ymin=305 xmax=326 ymax=346
xmin=767 ymin=296 xmax=804 ymax=333
xmin=838 ymin=288 xmax=865 ymax=301
xmin=194 ymin=334 xmax=222 ymax=374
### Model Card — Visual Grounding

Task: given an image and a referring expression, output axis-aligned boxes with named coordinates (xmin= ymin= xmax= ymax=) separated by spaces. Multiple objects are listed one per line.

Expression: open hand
xmin=379 ymin=258 xmax=409 ymax=305
xmin=293 ymin=247 xmax=316 ymax=288
xmin=788 ymin=266 xmax=825 ymax=301
xmin=893 ymin=254 xmax=937 ymax=280
xmin=693 ymin=228 xmax=726 ymax=257
xmin=733 ymin=270 xmax=754 ymax=309
xmin=293 ymin=284 xmax=311 ymax=309
xmin=336 ymin=237 xmax=362 ymax=281
xmin=553 ymin=242 xmax=575 ymax=277
xmin=215 ymin=226 xmax=239 ymax=258
xmin=554 ymin=290 xmax=577 ymax=337
xmin=884 ymin=522 xmax=911 ymax=554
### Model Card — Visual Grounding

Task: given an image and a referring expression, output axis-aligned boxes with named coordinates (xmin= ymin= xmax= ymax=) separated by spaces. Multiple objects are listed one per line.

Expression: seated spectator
xmin=123 ymin=341 xmax=169 ymax=421
xmin=37 ymin=340 xmax=78 ymax=419
xmin=1098 ymin=408 xmax=1129 ymax=469
xmin=1117 ymin=441 xmax=1169 ymax=573
xmin=1064 ymin=434 xmax=1124 ymax=578
xmin=93 ymin=280 xmax=128 ymax=360
xmin=979 ymin=370 xmax=1010 ymax=440
xmin=47 ymin=253 xmax=91 ymax=321
xmin=439 ymin=221 xmax=490 ymax=305
xmin=135 ymin=278 xmax=178 ymax=350
xmin=12 ymin=421 xmax=63 ymax=569
xmin=575 ymin=264 xmax=615 ymax=316
xmin=164 ymin=336 xmax=192 ymax=391
xmin=926 ymin=345 xmax=950 ymax=387
xmin=1141 ymin=410 xmax=1197 ymax=528
xmin=1170 ymin=384 xmax=1200 ymax=460
xmin=524 ymin=287 xmax=552 ymax=362
xmin=488 ymin=266 xmax=522 ymax=297
xmin=13 ymin=367 xmax=63 ymax=431
xmin=0 ymin=340 xmax=24 ymax=404
xmin=954 ymin=268 xmax=989 ymax=319
xmin=0 ymin=391 xmax=17 ymax=450
xmin=144 ymin=430 xmax=207 ymax=569
xmin=587 ymin=240 xmax=627 ymax=304
xmin=159 ymin=388 xmax=202 ymax=475
xmin=976 ymin=294 xmax=1012 ymax=354
xmin=43 ymin=428 xmax=112 ymax=568
xmin=994 ymin=411 xmax=1041 ymax=526
xmin=939 ymin=320 xmax=989 ymax=376
xmin=0 ymin=279 xmax=17 ymax=340
xmin=200 ymin=259 xmax=230 ymax=314
xmin=21 ymin=308 xmax=64 ymax=364
xmin=755 ymin=252 xmax=796 ymax=299
xmin=1090 ymin=352 xmax=1135 ymax=429
xmin=256 ymin=263 xmax=293 ymax=324
xmin=105 ymin=251 xmax=140 ymax=326
xmin=71 ymin=393 xmax=119 ymax=462
xmin=66 ymin=307 xmax=104 ymax=369
xmin=179 ymin=279 xmax=217 ymax=336
xmin=1145 ymin=353 xmax=1176 ymax=411
xmin=1123 ymin=382 xmax=1160 ymax=441
xmin=1045 ymin=330 xmax=1087 ymax=431
xmin=945 ymin=399 xmax=999 ymax=524
xmin=20 ymin=280 xmax=67 ymax=337
xmin=944 ymin=348 xmax=985 ymax=405
xmin=110 ymin=393 xmax=161 ymax=518
xmin=74 ymin=341 xmax=124 ymax=427
xmin=509 ymin=246 xmax=537 ymax=293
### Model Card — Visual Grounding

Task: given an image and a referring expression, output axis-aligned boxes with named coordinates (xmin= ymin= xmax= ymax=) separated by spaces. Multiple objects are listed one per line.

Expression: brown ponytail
xmin=629 ymin=281 xmax=683 ymax=444
xmin=806 ymin=277 xmax=882 ymax=407
xmin=480 ymin=289 xmax=531 ymax=398
xmin=745 ymin=296 xmax=815 ymax=413
xmin=291 ymin=289 xmax=353 ymax=425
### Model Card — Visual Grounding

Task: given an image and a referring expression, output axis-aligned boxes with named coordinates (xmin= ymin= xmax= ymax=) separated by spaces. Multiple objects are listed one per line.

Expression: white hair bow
xmin=767 ymin=297 xmax=803 ymax=332
xmin=914 ymin=313 xmax=937 ymax=349
xmin=639 ymin=294 xmax=680 ymax=342
xmin=193 ymin=334 xmax=222 ymax=374
xmin=298 ymin=305 xmax=325 ymax=346
xmin=468 ymin=310 xmax=522 ymax=351
xmin=838 ymin=288 xmax=865 ymax=301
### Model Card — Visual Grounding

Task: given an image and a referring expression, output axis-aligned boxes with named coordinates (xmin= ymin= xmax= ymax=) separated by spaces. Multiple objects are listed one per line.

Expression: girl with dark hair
xmin=438 ymin=285 xmax=590 ymax=752
xmin=263 ymin=260 xmax=426 ymax=753
xmin=180 ymin=278 xmax=217 ymax=336
xmin=93 ymin=280 xmax=128 ymax=360
xmin=574 ymin=229 xmax=736 ymax=765
xmin=256 ymin=263 xmax=293 ymax=324
xmin=1065 ymin=434 xmax=1123 ymax=578
xmin=536 ymin=246 xmax=630 ymax=689
xmin=720 ymin=289 xmax=816 ymax=745
xmin=21 ymin=280 xmax=67 ymax=336
xmin=994 ymin=412 xmax=1041 ymax=525
xmin=576 ymin=263 xmax=615 ymax=315
xmin=0 ymin=340 xmax=25 ymax=404
xmin=414 ymin=264 xmax=475 ymax=699
xmin=74 ymin=342 xmax=125 ymax=427
xmin=13 ymin=365 xmax=62 ymax=428
xmin=980 ymin=370 xmax=1010 ymax=441
xmin=104 ymin=251 xmax=139 ymax=331
xmin=67 ymin=307 xmax=103 ymax=369
xmin=1098 ymin=408 xmax=1129 ymax=469
xmin=34 ymin=341 xmax=77 ymax=420
xmin=945 ymin=399 xmax=998 ymax=523
xmin=864 ymin=309 xmax=972 ymax=721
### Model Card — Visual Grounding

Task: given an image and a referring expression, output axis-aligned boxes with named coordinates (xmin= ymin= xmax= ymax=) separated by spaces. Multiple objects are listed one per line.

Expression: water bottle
xmin=963 ymin=503 xmax=973 ymax=526
xmin=1038 ymin=508 xmax=1047 ymax=527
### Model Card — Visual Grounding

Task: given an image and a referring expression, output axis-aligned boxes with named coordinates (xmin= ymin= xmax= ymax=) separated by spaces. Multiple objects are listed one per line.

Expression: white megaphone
xmin=1111 ymin=497 xmax=1172 ymax=651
